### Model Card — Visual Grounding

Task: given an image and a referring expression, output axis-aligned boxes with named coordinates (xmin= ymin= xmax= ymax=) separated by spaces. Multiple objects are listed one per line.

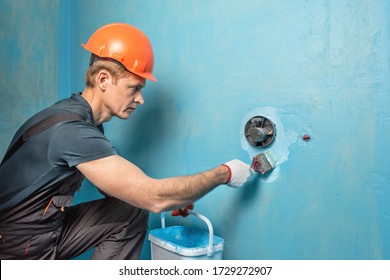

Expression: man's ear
xmin=95 ymin=70 xmax=110 ymax=91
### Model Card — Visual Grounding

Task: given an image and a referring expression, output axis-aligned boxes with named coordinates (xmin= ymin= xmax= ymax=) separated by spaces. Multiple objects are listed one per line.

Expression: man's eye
xmin=129 ymin=86 xmax=142 ymax=92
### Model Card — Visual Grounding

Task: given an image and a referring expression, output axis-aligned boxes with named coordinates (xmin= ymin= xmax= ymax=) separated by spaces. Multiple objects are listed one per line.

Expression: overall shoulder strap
xmin=1 ymin=113 xmax=85 ymax=166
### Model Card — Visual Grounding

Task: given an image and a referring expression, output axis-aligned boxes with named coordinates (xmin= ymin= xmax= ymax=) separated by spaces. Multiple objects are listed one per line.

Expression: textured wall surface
xmin=1 ymin=0 xmax=389 ymax=260
xmin=0 ymin=0 xmax=63 ymax=156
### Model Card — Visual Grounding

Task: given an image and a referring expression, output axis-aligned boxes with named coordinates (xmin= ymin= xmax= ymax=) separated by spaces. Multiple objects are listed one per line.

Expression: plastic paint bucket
xmin=148 ymin=210 xmax=224 ymax=260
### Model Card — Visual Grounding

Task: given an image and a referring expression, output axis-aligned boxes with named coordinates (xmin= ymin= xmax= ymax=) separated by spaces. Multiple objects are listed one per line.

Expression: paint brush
xmin=251 ymin=150 xmax=277 ymax=174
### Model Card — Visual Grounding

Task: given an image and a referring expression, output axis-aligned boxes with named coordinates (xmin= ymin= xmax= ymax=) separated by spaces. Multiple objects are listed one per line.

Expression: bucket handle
xmin=160 ymin=210 xmax=215 ymax=256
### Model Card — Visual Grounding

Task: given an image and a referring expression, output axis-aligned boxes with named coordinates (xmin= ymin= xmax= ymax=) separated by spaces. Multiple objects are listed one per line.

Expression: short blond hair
xmin=85 ymin=55 xmax=130 ymax=88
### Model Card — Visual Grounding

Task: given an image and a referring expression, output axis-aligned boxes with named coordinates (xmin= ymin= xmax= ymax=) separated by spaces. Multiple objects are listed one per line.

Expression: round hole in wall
xmin=244 ymin=116 xmax=276 ymax=147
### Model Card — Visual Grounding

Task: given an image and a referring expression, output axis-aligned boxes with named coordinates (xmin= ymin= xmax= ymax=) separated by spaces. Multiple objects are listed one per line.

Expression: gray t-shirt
xmin=0 ymin=93 xmax=117 ymax=212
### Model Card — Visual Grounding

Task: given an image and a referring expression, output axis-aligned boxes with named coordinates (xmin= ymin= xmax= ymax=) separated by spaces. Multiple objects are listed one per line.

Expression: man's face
xmin=103 ymin=72 xmax=146 ymax=120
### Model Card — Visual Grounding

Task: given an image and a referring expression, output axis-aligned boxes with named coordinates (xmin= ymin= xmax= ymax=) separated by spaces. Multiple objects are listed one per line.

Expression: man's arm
xmin=76 ymin=155 xmax=230 ymax=213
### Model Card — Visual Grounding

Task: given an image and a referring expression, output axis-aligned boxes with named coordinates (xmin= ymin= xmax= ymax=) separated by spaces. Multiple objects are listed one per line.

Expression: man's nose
xmin=135 ymin=91 xmax=144 ymax=105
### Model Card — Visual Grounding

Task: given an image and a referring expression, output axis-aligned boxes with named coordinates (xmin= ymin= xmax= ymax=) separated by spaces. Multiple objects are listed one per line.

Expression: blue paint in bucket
xmin=148 ymin=226 xmax=224 ymax=259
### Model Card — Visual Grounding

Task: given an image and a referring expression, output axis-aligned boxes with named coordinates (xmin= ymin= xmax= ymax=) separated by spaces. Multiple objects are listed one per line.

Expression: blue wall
xmin=0 ymin=0 xmax=66 ymax=156
xmin=1 ymin=0 xmax=389 ymax=260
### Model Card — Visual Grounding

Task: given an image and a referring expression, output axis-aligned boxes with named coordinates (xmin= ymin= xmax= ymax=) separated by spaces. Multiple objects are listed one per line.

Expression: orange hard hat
xmin=82 ymin=23 xmax=156 ymax=82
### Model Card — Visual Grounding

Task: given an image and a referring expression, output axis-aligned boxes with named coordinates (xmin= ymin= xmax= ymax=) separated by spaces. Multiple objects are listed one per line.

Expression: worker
xmin=0 ymin=23 xmax=256 ymax=260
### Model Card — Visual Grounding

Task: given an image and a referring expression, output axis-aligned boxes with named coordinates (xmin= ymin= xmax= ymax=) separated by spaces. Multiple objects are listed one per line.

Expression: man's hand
xmin=222 ymin=159 xmax=256 ymax=188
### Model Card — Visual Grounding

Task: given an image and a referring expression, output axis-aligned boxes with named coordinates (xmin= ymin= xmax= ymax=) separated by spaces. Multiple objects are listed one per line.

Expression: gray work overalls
xmin=0 ymin=114 xmax=148 ymax=259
